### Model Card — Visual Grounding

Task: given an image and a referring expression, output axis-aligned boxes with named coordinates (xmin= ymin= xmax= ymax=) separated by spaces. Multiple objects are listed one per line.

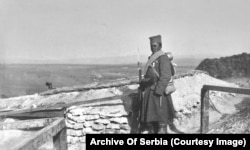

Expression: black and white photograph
xmin=0 ymin=0 xmax=250 ymax=149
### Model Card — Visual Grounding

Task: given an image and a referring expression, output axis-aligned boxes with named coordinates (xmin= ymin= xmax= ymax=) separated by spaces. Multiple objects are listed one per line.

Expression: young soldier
xmin=139 ymin=35 xmax=174 ymax=134
xmin=139 ymin=35 xmax=184 ymax=134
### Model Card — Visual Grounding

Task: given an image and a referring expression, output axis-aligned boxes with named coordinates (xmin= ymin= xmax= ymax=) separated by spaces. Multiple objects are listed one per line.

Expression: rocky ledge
xmin=196 ymin=53 xmax=250 ymax=78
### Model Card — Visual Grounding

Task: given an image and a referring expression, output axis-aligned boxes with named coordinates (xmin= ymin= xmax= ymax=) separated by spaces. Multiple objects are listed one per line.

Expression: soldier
xmin=139 ymin=35 xmax=181 ymax=134
xmin=45 ymin=82 xmax=53 ymax=90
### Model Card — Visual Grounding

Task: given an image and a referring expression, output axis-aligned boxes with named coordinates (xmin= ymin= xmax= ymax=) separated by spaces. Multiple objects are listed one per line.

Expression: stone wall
xmin=64 ymin=99 xmax=132 ymax=144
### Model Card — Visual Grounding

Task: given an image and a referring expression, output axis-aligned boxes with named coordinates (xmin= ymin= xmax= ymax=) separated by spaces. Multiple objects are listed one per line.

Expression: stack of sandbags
xmin=64 ymin=99 xmax=131 ymax=144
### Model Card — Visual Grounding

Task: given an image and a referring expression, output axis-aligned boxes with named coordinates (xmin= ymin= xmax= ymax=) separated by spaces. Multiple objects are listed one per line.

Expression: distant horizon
xmin=0 ymin=54 xmax=205 ymax=66
xmin=1 ymin=52 xmax=248 ymax=66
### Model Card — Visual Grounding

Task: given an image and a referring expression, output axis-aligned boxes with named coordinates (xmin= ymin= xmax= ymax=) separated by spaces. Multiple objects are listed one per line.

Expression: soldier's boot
xmin=158 ymin=122 xmax=167 ymax=134
xmin=151 ymin=121 xmax=159 ymax=134
xmin=141 ymin=123 xmax=154 ymax=134
xmin=168 ymin=121 xmax=185 ymax=134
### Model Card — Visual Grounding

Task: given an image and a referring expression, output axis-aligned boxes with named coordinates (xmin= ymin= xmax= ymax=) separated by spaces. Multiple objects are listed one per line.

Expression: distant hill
xmin=196 ymin=53 xmax=250 ymax=78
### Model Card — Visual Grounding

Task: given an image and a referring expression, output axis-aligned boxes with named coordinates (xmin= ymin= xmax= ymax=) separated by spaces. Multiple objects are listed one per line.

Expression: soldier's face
xmin=150 ymin=42 xmax=161 ymax=53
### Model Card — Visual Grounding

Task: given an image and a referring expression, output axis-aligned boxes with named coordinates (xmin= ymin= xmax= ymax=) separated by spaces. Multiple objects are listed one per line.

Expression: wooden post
xmin=200 ymin=85 xmax=250 ymax=134
xmin=53 ymin=127 xmax=68 ymax=150
xmin=202 ymin=85 xmax=250 ymax=95
xmin=200 ymin=89 xmax=209 ymax=134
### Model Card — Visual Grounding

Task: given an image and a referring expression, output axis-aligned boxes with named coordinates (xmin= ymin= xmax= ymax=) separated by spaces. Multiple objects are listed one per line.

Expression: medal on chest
xmin=152 ymin=60 xmax=159 ymax=67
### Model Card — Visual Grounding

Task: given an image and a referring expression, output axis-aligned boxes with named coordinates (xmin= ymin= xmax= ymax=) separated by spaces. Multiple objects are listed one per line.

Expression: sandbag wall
xmin=64 ymin=99 xmax=132 ymax=144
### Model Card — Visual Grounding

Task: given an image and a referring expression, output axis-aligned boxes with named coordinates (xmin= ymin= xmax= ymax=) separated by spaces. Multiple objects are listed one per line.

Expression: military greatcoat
xmin=140 ymin=54 xmax=175 ymax=123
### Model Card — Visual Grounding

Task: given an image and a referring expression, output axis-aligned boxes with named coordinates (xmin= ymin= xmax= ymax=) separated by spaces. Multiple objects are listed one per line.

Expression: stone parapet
xmin=64 ymin=99 xmax=131 ymax=144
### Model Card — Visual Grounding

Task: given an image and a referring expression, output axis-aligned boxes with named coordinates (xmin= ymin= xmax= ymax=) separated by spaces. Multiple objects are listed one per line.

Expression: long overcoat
xmin=140 ymin=54 xmax=175 ymax=123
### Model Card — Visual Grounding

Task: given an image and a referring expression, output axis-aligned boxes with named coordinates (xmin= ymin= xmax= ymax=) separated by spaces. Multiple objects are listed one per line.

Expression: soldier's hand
xmin=154 ymin=92 xmax=162 ymax=97
xmin=139 ymin=80 xmax=145 ymax=87
xmin=138 ymin=86 xmax=145 ymax=91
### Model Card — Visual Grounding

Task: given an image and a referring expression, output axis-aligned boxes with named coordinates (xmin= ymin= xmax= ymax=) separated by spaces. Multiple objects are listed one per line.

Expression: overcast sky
xmin=0 ymin=0 xmax=250 ymax=63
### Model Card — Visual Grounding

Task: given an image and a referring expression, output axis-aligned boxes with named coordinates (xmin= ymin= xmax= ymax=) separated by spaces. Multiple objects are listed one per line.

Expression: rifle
xmin=137 ymin=49 xmax=143 ymax=134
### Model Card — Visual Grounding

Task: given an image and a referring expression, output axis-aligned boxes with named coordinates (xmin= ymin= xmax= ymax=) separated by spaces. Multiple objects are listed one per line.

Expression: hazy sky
xmin=1 ymin=0 xmax=250 ymax=63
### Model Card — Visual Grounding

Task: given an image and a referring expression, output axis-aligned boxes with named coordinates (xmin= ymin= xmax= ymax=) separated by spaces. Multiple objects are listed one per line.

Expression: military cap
xmin=149 ymin=35 xmax=162 ymax=44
